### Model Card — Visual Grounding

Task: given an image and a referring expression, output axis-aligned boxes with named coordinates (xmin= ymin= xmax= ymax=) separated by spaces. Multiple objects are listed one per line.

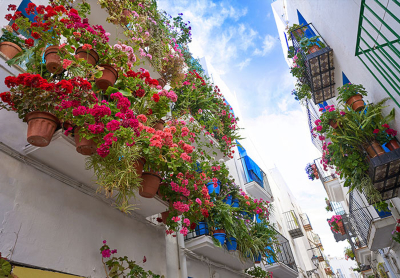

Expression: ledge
xmin=323 ymin=178 xmax=345 ymax=202
xmin=367 ymin=215 xmax=396 ymax=251
xmin=184 ymin=235 xmax=253 ymax=271
xmin=244 ymin=181 xmax=273 ymax=202
xmin=354 ymin=246 xmax=371 ymax=265
xmin=263 ymin=262 xmax=298 ymax=278
xmin=23 ymin=130 xmax=168 ymax=217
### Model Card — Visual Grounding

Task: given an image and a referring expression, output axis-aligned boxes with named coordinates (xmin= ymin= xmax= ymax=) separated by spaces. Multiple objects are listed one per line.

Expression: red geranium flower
xmin=25 ymin=38 xmax=34 ymax=47
xmin=5 ymin=14 xmax=13 ymax=21
xmin=152 ymin=93 xmax=160 ymax=103
xmin=31 ymin=32 xmax=40 ymax=40
xmin=11 ymin=23 xmax=19 ymax=31
xmin=147 ymin=108 xmax=153 ymax=115
xmin=7 ymin=4 xmax=17 ymax=11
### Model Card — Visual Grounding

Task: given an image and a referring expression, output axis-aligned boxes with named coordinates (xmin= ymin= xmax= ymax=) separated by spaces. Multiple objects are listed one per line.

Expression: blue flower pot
xmin=207 ymin=180 xmax=221 ymax=195
xmin=254 ymin=253 xmax=262 ymax=263
xmin=213 ymin=233 xmax=226 ymax=246
xmin=226 ymin=237 xmax=237 ymax=251
xmin=195 ymin=221 xmax=209 ymax=236
xmin=231 ymin=198 xmax=239 ymax=208
xmin=223 ymin=194 xmax=232 ymax=205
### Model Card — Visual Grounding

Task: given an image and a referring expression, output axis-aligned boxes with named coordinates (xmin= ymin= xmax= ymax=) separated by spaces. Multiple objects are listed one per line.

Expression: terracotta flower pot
xmin=133 ymin=157 xmax=146 ymax=176
xmin=74 ymin=127 xmax=97 ymax=155
xmin=154 ymin=119 xmax=165 ymax=131
xmin=161 ymin=211 xmax=169 ymax=224
xmin=75 ymin=47 xmax=99 ymax=66
xmin=214 ymin=229 xmax=225 ymax=233
xmin=25 ymin=112 xmax=59 ymax=147
xmin=95 ymin=64 xmax=118 ymax=90
xmin=44 ymin=46 xmax=64 ymax=74
xmin=387 ymin=139 xmax=400 ymax=151
xmin=308 ymin=45 xmax=320 ymax=54
xmin=311 ymin=164 xmax=317 ymax=171
xmin=120 ymin=9 xmax=132 ymax=25
xmin=0 ymin=42 xmax=22 ymax=59
xmin=314 ymin=171 xmax=320 ymax=179
xmin=346 ymin=94 xmax=365 ymax=112
xmin=365 ymin=140 xmax=385 ymax=158
xmin=157 ymin=78 xmax=166 ymax=88
xmin=329 ymin=119 xmax=338 ymax=129
xmin=157 ymin=182 xmax=167 ymax=199
xmin=337 ymin=220 xmax=346 ymax=235
xmin=139 ymin=171 xmax=162 ymax=198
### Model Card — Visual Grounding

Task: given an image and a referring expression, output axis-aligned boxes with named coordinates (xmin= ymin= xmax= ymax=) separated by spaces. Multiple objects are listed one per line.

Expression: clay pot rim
xmin=24 ymin=111 xmax=60 ymax=126
xmin=0 ymin=41 xmax=23 ymax=52
xmin=345 ymin=94 xmax=363 ymax=104
xmin=76 ymin=47 xmax=100 ymax=62
xmin=98 ymin=64 xmax=118 ymax=79
xmin=142 ymin=171 xmax=162 ymax=180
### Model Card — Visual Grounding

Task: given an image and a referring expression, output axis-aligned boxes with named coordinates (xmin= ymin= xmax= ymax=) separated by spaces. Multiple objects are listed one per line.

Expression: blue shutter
xmin=342 ymin=72 xmax=351 ymax=85
xmin=296 ymin=10 xmax=316 ymax=37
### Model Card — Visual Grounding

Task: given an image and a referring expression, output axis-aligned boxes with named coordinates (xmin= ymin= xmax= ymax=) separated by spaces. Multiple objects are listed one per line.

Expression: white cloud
xmin=253 ymin=34 xmax=277 ymax=56
xmin=277 ymin=98 xmax=288 ymax=112
xmin=236 ymin=58 xmax=251 ymax=70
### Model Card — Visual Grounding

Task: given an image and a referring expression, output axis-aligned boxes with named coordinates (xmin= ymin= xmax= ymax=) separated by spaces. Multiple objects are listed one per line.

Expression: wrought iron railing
xmin=266 ymin=228 xmax=298 ymax=272
xmin=331 ymin=201 xmax=346 ymax=216
xmin=283 ymin=210 xmax=304 ymax=238
xmin=290 ymin=23 xmax=335 ymax=104
xmin=300 ymin=213 xmax=312 ymax=231
xmin=305 ymin=99 xmax=324 ymax=152
xmin=355 ymin=0 xmax=400 ymax=108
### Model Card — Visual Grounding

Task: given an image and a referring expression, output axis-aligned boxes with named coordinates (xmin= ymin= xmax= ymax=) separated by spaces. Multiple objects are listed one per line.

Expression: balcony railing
xmin=355 ymin=0 xmax=400 ymax=109
xmin=265 ymin=228 xmax=297 ymax=272
xmin=283 ymin=210 xmax=304 ymax=239
xmin=305 ymin=99 xmax=324 ymax=152
xmin=290 ymin=23 xmax=335 ymax=104
xmin=314 ymin=158 xmax=338 ymax=183
xmin=300 ymin=213 xmax=312 ymax=231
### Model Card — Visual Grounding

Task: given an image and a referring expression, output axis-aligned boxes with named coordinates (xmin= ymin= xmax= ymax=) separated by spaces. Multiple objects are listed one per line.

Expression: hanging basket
xmin=95 ymin=64 xmax=118 ymax=90
xmin=44 ymin=45 xmax=64 ymax=74
xmin=0 ymin=42 xmax=22 ymax=59
xmin=133 ymin=157 xmax=146 ymax=176
xmin=74 ymin=127 xmax=97 ymax=155
xmin=154 ymin=119 xmax=165 ymax=131
xmin=329 ymin=119 xmax=339 ymax=129
xmin=161 ymin=211 xmax=169 ymax=224
xmin=139 ymin=171 xmax=162 ymax=198
xmin=337 ymin=220 xmax=346 ymax=235
xmin=120 ymin=9 xmax=132 ymax=25
xmin=75 ymin=47 xmax=99 ymax=66
xmin=25 ymin=112 xmax=60 ymax=147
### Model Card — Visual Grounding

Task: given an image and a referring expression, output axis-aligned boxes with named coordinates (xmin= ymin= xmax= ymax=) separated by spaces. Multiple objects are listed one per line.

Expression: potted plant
xmin=374 ymin=123 xmax=399 ymax=151
xmin=0 ymin=26 xmax=33 ymax=59
xmin=299 ymin=35 xmax=326 ymax=54
xmin=305 ymin=163 xmax=319 ymax=180
xmin=328 ymin=215 xmax=345 ymax=235
xmin=344 ymin=246 xmax=355 ymax=260
xmin=100 ymin=241 xmax=164 ymax=278
xmin=316 ymin=105 xmax=341 ymax=132
xmin=337 ymin=83 xmax=368 ymax=111
xmin=287 ymin=23 xmax=307 ymax=42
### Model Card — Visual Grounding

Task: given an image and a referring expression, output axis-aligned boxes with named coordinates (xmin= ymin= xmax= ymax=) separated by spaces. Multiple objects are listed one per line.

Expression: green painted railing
xmin=355 ymin=0 xmax=400 ymax=108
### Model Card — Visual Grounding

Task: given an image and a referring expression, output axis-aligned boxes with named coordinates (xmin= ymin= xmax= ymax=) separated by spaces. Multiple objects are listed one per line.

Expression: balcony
xmin=264 ymin=229 xmax=298 ymax=278
xmin=349 ymin=190 xmax=396 ymax=251
xmin=283 ymin=210 xmax=304 ymax=239
xmin=290 ymin=23 xmax=335 ymax=104
xmin=314 ymin=159 xmax=345 ymax=202
xmin=23 ymin=130 xmax=169 ymax=218
xmin=300 ymin=213 xmax=312 ymax=231
xmin=184 ymin=230 xmax=253 ymax=270
xmin=243 ymin=170 xmax=273 ymax=203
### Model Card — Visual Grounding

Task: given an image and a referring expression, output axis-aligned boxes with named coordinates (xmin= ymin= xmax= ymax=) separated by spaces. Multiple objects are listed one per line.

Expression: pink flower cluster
xmin=173 ymin=201 xmax=190 ymax=213
xmin=158 ymin=89 xmax=178 ymax=102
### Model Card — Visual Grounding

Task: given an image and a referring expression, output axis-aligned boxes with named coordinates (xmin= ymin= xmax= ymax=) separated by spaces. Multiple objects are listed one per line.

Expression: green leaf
xmin=0 ymin=258 xmax=12 ymax=276
xmin=94 ymin=70 xmax=104 ymax=79
xmin=120 ymin=89 xmax=132 ymax=96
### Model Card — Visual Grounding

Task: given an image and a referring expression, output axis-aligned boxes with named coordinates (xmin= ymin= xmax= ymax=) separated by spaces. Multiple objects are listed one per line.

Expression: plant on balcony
xmin=315 ymin=105 xmax=341 ymax=132
xmin=245 ymin=266 xmax=273 ymax=278
xmin=288 ymin=47 xmax=311 ymax=102
xmin=344 ymin=246 xmax=355 ymax=260
xmin=337 ymin=83 xmax=368 ymax=111
xmin=0 ymin=26 xmax=34 ymax=60
xmin=287 ymin=23 xmax=307 ymax=42
xmin=305 ymin=163 xmax=318 ymax=180
xmin=299 ymin=36 xmax=326 ymax=54
xmin=392 ymin=219 xmax=400 ymax=244
xmin=100 ymin=240 xmax=164 ymax=278
xmin=328 ymin=215 xmax=345 ymax=234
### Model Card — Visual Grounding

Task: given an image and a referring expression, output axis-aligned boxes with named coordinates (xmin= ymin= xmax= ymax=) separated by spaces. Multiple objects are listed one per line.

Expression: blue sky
xmin=157 ymin=0 xmax=350 ymax=259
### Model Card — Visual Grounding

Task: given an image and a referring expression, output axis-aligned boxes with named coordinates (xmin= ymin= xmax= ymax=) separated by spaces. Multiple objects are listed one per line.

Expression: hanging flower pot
xmin=74 ymin=127 xmax=97 ymax=155
xmin=154 ymin=119 xmax=165 ymax=131
xmin=308 ymin=45 xmax=320 ymax=54
xmin=365 ymin=140 xmax=385 ymax=158
xmin=329 ymin=119 xmax=339 ymax=129
xmin=337 ymin=220 xmax=346 ymax=235
xmin=161 ymin=211 xmax=169 ymax=225
xmin=139 ymin=171 xmax=162 ymax=198
xmin=311 ymin=164 xmax=317 ymax=171
xmin=386 ymin=139 xmax=400 ymax=151
xmin=157 ymin=78 xmax=166 ymax=88
xmin=120 ymin=9 xmax=132 ymax=25
xmin=75 ymin=47 xmax=99 ymax=66
xmin=62 ymin=121 xmax=75 ymax=134
xmin=213 ymin=232 xmax=226 ymax=246
xmin=226 ymin=237 xmax=237 ymax=251
xmin=314 ymin=171 xmax=320 ymax=179
xmin=214 ymin=228 xmax=225 ymax=233
xmin=346 ymin=94 xmax=365 ymax=112
xmin=294 ymin=28 xmax=305 ymax=38
xmin=254 ymin=253 xmax=262 ymax=264
xmin=0 ymin=42 xmax=22 ymax=59
xmin=231 ymin=198 xmax=239 ymax=208
xmin=25 ymin=112 xmax=59 ymax=147
xmin=133 ymin=157 xmax=146 ymax=176
xmin=195 ymin=221 xmax=209 ymax=236
xmin=206 ymin=180 xmax=221 ymax=195
xmin=44 ymin=46 xmax=64 ymax=74
xmin=95 ymin=64 xmax=118 ymax=91
xmin=223 ymin=194 xmax=232 ymax=205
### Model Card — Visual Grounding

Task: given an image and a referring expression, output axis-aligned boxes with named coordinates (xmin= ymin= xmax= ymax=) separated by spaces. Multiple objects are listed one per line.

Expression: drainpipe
xmin=378 ymin=249 xmax=397 ymax=278
xmin=177 ymin=231 xmax=188 ymax=278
